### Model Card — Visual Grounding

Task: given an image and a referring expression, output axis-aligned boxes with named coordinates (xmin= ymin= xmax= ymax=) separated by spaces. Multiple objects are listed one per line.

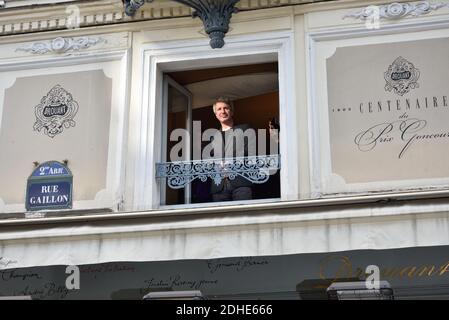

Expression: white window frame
xmin=131 ymin=31 xmax=299 ymax=211
xmin=160 ymin=75 xmax=193 ymax=205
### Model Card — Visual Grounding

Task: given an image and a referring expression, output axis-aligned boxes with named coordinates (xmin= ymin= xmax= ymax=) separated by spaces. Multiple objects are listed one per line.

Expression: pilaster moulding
xmin=15 ymin=36 xmax=106 ymax=54
xmin=0 ymin=0 xmax=331 ymax=37
xmin=344 ymin=1 xmax=449 ymax=21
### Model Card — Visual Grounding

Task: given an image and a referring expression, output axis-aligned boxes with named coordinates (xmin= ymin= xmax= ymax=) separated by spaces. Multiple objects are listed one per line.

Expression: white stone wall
xmin=1 ymin=0 xmax=449 ymax=268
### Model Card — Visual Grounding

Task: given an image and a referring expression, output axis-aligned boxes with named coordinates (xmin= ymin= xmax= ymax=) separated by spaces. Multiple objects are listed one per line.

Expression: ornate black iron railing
xmin=156 ymin=155 xmax=280 ymax=189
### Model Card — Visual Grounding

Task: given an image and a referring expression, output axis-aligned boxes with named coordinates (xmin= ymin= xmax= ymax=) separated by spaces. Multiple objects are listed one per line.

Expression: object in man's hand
xmin=269 ymin=117 xmax=280 ymax=130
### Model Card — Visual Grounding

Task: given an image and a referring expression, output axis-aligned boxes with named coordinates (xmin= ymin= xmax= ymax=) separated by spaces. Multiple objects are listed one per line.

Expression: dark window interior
xmin=165 ymin=62 xmax=280 ymax=205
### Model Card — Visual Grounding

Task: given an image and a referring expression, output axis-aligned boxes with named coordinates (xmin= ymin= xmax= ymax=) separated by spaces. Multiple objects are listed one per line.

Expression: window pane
xmin=165 ymin=84 xmax=189 ymax=205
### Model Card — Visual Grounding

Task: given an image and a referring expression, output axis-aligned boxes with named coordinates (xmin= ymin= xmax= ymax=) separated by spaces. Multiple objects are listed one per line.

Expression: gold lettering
xmin=439 ymin=262 xmax=449 ymax=276
xmin=319 ymin=255 xmax=353 ymax=281
xmin=381 ymin=267 xmax=401 ymax=279
xmin=408 ymin=266 xmax=417 ymax=278
xmin=399 ymin=266 xmax=417 ymax=278
xmin=334 ymin=259 xmax=352 ymax=280
xmin=318 ymin=259 xmax=449 ymax=282
xmin=355 ymin=267 xmax=365 ymax=279
xmin=417 ymin=265 xmax=436 ymax=277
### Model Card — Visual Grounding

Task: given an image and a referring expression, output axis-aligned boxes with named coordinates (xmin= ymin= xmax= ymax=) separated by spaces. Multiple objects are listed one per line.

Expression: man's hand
xmin=269 ymin=119 xmax=279 ymax=143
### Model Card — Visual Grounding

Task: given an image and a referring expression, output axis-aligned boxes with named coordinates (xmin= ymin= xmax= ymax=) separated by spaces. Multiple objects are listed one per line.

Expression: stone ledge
xmin=0 ymin=0 xmax=334 ymax=36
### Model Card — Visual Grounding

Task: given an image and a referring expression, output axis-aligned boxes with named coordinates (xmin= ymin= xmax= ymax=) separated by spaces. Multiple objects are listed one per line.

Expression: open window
xmin=157 ymin=62 xmax=281 ymax=206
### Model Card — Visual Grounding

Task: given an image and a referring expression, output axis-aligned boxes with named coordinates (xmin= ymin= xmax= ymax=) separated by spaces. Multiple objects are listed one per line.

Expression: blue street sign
xmin=26 ymin=161 xmax=73 ymax=211
xmin=30 ymin=162 xmax=71 ymax=177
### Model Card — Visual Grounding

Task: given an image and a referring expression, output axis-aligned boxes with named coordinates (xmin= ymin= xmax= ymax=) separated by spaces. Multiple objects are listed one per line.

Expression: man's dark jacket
xmin=208 ymin=124 xmax=256 ymax=194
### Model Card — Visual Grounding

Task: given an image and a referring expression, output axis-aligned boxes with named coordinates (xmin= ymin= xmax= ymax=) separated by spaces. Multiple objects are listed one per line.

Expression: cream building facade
xmin=0 ymin=0 xmax=449 ymax=299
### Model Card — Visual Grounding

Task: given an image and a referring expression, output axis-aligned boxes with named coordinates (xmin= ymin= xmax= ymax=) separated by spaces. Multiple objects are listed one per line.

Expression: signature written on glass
xmin=354 ymin=115 xmax=449 ymax=159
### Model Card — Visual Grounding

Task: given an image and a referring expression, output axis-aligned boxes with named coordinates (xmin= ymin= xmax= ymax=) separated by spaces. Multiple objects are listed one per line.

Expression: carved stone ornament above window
xmin=16 ymin=37 xmax=106 ymax=55
xmin=344 ymin=1 xmax=448 ymax=21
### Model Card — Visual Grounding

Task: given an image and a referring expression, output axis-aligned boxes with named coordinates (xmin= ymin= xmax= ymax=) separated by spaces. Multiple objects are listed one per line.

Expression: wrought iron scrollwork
xmin=156 ymin=155 xmax=280 ymax=189
xmin=122 ymin=0 xmax=153 ymax=17
xmin=123 ymin=0 xmax=240 ymax=49
xmin=176 ymin=0 xmax=240 ymax=49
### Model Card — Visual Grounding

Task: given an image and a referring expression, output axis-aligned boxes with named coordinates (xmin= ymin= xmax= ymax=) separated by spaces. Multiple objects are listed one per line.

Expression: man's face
xmin=214 ymin=102 xmax=233 ymax=124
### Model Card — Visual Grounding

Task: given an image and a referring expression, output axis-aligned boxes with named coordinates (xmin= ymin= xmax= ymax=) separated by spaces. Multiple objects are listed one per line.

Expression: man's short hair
xmin=213 ymin=97 xmax=234 ymax=114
